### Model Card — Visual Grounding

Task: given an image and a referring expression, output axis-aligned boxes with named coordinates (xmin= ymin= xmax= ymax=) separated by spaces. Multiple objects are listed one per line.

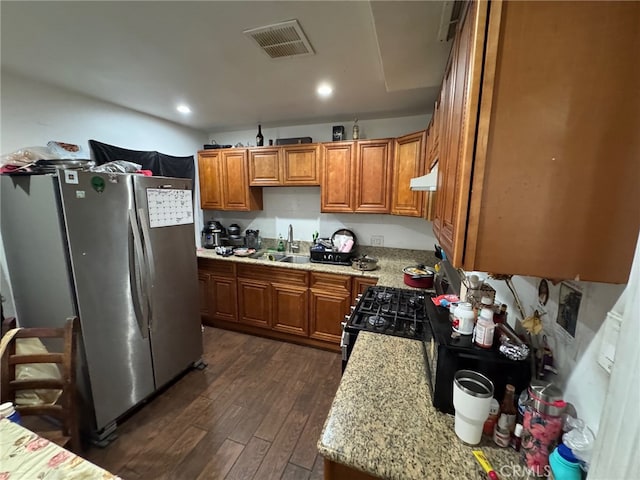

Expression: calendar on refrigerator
xmin=146 ymin=188 xmax=193 ymax=228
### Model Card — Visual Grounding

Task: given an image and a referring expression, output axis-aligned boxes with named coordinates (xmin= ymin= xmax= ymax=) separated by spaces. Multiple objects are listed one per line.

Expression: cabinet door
xmin=221 ymin=150 xmax=263 ymax=211
xmin=309 ymin=273 xmax=352 ymax=344
xmin=281 ymin=144 xmax=320 ymax=185
xmin=321 ymin=142 xmax=354 ymax=212
xmin=198 ymin=272 xmax=210 ymax=321
xmin=351 ymin=277 xmax=378 ymax=304
xmin=354 ymin=140 xmax=393 ymax=213
xmin=391 ymin=131 xmax=425 ymax=217
xmin=271 ymin=283 xmax=309 ymax=337
xmin=210 ymin=275 xmax=238 ymax=323
xmin=423 ymin=190 xmax=437 ymax=222
xmin=309 ymin=289 xmax=351 ymax=344
xmin=248 ymin=148 xmax=281 ymax=185
xmin=433 ymin=1 xmax=483 ymax=265
xmin=197 ymin=151 xmax=223 ymax=209
xmin=237 ymin=279 xmax=271 ymax=328
xmin=429 ymin=97 xmax=441 ymax=170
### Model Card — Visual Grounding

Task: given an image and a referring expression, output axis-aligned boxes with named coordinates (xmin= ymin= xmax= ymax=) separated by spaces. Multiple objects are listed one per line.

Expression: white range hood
xmin=409 ymin=165 xmax=438 ymax=191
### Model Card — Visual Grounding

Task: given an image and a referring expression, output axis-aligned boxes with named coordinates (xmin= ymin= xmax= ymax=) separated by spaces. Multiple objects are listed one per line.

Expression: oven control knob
xmin=341 ymin=321 xmax=346 ymax=328
xmin=356 ymin=294 xmax=363 ymax=301
xmin=350 ymin=305 xmax=355 ymax=313
xmin=344 ymin=315 xmax=350 ymax=322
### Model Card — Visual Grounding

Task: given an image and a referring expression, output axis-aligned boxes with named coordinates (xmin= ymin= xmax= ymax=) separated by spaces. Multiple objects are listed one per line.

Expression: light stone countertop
xmin=317 ymin=333 xmax=526 ymax=480
xmin=196 ymin=246 xmax=438 ymax=290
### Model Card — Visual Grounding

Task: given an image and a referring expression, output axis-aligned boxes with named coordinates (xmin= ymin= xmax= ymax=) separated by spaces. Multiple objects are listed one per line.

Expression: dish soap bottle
xmin=277 ymin=235 xmax=285 ymax=252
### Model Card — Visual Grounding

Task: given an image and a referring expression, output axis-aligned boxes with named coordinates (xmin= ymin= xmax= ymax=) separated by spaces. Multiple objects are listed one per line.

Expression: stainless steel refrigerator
xmin=1 ymin=171 xmax=203 ymax=439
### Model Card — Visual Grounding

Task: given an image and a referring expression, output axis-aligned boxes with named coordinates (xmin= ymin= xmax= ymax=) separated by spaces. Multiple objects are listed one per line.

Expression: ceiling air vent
xmin=244 ymin=20 xmax=315 ymax=59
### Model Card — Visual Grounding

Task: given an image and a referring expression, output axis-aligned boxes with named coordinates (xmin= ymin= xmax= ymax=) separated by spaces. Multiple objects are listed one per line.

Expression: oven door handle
xmin=340 ymin=322 xmax=350 ymax=362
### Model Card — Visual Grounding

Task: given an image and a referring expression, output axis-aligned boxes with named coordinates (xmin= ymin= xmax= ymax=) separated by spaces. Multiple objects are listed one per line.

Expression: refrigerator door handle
xmin=129 ymin=209 xmax=150 ymax=338
xmin=138 ymin=207 xmax=157 ymax=331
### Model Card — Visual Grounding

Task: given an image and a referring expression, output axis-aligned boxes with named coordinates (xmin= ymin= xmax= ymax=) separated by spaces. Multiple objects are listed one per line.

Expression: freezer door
xmin=58 ymin=171 xmax=155 ymax=431
xmin=133 ymin=175 xmax=202 ymax=388
xmin=1 ymin=175 xmax=77 ymax=328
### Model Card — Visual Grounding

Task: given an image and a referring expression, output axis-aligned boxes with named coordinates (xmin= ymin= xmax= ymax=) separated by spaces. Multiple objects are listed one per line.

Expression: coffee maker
xmin=201 ymin=221 xmax=225 ymax=248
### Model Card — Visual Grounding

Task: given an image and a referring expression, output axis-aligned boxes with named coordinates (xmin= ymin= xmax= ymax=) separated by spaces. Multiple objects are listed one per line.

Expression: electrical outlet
xmin=371 ymin=235 xmax=384 ymax=247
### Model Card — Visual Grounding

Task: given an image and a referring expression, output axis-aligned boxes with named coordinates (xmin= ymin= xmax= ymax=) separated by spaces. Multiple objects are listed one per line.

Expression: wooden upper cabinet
xmin=248 ymin=148 xmax=281 ymax=185
xmin=433 ymin=0 xmax=640 ymax=283
xmin=429 ymin=97 xmax=441 ymax=171
xmin=197 ymin=151 xmax=223 ymax=209
xmin=198 ymin=149 xmax=263 ymax=211
xmin=281 ymin=144 xmax=320 ymax=185
xmin=433 ymin=0 xmax=479 ymax=265
xmin=391 ymin=130 xmax=426 ymax=217
xmin=321 ymin=142 xmax=355 ymax=213
xmin=354 ymin=139 xmax=393 ymax=213
xmin=220 ymin=149 xmax=263 ymax=211
xmin=423 ymin=190 xmax=437 ymax=222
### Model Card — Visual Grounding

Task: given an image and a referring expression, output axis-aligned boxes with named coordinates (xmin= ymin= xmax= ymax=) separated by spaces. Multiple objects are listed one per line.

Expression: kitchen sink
xmin=277 ymin=255 xmax=311 ymax=264
xmin=247 ymin=251 xmax=290 ymax=261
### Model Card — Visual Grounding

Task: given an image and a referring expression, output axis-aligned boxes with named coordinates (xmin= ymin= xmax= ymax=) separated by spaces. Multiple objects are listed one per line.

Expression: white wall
xmin=1 ymin=71 xmax=207 ymax=155
xmin=475 ymin=272 xmax=626 ymax=435
xmin=0 ymin=71 xmax=208 ymax=317
xmin=207 ymin=187 xmax=437 ymax=250
xmin=208 ymin=114 xmax=430 ymax=147
xmin=204 ymin=114 xmax=435 ymax=251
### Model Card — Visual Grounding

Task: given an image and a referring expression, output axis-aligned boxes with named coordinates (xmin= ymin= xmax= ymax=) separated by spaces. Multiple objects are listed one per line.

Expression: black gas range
xmin=340 ymin=285 xmax=430 ymax=370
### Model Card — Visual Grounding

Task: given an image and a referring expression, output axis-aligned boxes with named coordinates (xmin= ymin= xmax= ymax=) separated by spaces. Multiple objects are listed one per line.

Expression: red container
xmin=402 ymin=266 xmax=435 ymax=288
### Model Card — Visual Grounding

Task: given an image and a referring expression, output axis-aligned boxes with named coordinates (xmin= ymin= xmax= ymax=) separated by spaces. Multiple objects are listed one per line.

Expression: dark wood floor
xmin=84 ymin=327 xmax=342 ymax=480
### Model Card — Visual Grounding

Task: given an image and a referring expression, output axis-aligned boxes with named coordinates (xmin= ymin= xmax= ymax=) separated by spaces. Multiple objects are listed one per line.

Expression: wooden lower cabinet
xmin=309 ymin=273 xmax=352 ymax=344
xmin=198 ymin=272 xmax=211 ymax=320
xmin=198 ymin=258 xmax=378 ymax=351
xmin=323 ymin=458 xmax=379 ymax=480
xmin=209 ymin=275 xmax=238 ymax=323
xmin=351 ymin=276 xmax=378 ymax=303
xmin=199 ymin=259 xmax=237 ymax=326
xmin=237 ymin=279 xmax=271 ymax=328
xmin=271 ymin=283 xmax=309 ymax=336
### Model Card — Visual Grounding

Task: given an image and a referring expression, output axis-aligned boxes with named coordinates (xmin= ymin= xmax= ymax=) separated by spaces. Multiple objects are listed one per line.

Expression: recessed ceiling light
xmin=317 ymin=83 xmax=333 ymax=98
xmin=176 ymin=104 xmax=191 ymax=114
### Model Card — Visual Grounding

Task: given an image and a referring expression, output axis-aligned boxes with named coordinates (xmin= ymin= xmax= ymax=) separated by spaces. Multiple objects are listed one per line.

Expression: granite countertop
xmin=197 ymin=246 xmax=438 ymax=290
xmin=317 ymin=333 xmax=526 ymax=480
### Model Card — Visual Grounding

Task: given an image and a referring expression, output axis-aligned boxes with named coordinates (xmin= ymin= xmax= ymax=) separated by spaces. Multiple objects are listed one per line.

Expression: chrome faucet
xmin=287 ymin=224 xmax=298 ymax=253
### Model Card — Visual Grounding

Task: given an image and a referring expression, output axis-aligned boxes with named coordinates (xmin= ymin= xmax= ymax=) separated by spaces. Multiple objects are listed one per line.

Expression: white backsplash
xmin=204 ymin=187 xmax=436 ymax=251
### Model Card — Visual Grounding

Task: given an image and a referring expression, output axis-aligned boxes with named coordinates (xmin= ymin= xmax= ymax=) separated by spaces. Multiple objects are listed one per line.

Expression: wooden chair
xmin=0 ymin=316 xmax=81 ymax=452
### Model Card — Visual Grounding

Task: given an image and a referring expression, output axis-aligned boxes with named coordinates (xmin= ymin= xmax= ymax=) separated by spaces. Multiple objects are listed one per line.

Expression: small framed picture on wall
xmin=555 ymin=282 xmax=582 ymax=338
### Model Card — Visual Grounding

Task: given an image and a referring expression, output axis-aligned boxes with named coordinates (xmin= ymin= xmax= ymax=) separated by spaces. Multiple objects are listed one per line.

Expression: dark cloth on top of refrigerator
xmin=89 ymin=140 xmax=195 ymax=184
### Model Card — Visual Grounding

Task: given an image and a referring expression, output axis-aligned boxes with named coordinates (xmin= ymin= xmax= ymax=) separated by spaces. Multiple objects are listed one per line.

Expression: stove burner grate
xmin=367 ymin=315 xmax=387 ymax=327
xmin=375 ymin=291 xmax=393 ymax=303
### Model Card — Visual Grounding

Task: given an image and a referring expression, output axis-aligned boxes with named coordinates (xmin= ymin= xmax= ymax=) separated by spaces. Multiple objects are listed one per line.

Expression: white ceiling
xmin=1 ymin=1 xmax=453 ymax=133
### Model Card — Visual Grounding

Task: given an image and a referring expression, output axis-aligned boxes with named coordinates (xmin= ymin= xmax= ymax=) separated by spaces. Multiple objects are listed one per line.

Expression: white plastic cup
xmin=453 ymin=370 xmax=494 ymax=445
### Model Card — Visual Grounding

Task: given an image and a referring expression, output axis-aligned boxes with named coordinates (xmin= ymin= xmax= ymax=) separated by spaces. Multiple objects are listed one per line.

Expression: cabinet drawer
xmin=198 ymin=258 xmax=236 ymax=277
xmin=310 ymin=272 xmax=351 ymax=292
xmin=237 ymin=264 xmax=308 ymax=286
